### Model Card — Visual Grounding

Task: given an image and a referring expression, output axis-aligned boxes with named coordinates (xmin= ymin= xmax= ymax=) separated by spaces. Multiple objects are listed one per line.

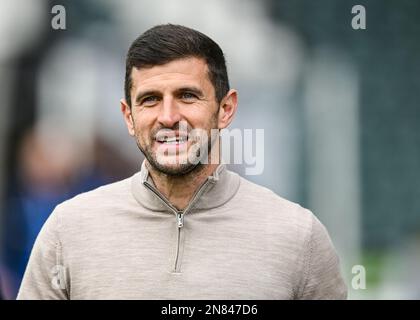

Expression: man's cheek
xmin=135 ymin=132 xmax=150 ymax=149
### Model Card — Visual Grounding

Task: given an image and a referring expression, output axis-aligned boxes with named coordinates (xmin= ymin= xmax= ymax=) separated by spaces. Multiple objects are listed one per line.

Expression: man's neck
xmin=146 ymin=162 xmax=219 ymax=211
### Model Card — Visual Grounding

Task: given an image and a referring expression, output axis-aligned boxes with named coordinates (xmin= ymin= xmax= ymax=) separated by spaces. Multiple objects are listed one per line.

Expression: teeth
xmin=159 ymin=136 xmax=187 ymax=144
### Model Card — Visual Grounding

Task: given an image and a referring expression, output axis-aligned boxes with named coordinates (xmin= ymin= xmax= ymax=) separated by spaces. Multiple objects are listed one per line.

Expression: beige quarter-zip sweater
xmin=17 ymin=162 xmax=347 ymax=300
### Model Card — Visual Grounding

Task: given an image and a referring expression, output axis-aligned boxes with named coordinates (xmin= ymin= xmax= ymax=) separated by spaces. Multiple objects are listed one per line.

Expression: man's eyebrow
xmin=134 ymin=90 xmax=161 ymax=104
xmin=174 ymin=86 xmax=205 ymax=98
xmin=134 ymin=86 xmax=205 ymax=104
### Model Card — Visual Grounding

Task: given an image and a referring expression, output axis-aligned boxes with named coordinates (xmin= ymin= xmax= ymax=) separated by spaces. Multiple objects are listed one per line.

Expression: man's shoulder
xmin=54 ymin=174 xmax=135 ymax=216
xmin=236 ymin=175 xmax=307 ymax=212
xmin=235 ymin=174 xmax=315 ymax=231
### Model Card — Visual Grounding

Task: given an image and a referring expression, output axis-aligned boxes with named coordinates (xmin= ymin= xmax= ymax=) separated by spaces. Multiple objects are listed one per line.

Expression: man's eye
xmin=181 ymin=92 xmax=197 ymax=100
xmin=141 ymin=96 xmax=158 ymax=105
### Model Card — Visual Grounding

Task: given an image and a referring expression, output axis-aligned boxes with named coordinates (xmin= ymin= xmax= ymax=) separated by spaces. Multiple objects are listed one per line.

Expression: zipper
xmin=143 ymin=178 xmax=214 ymax=272
xmin=176 ymin=212 xmax=184 ymax=228
xmin=174 ymin=211 xmax=183 ymax=272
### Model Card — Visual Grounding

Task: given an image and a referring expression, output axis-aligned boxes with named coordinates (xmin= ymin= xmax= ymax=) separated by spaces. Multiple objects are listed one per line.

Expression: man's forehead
xmin=131 ymin=57 xmax=210 ymax=88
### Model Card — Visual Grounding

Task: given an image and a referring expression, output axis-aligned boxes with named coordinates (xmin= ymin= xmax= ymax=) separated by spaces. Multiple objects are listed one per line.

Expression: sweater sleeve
xmin=16 ymin=206 xmax=69 ymax=300
xmin=298 ymin=211 xmax=348 ymax=300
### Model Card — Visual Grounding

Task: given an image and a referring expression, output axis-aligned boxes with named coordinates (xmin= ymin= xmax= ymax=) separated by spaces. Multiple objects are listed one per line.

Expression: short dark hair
xmin=124 ymin=24 xmax=230 ymax=107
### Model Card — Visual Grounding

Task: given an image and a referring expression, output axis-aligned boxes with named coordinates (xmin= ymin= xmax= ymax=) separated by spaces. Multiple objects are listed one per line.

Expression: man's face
xmin=122 ymin=57 xmax=221 ymax=175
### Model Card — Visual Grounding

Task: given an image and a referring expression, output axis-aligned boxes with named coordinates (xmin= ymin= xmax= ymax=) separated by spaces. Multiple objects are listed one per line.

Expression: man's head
xmin=121 ymin=24 xmax=237 ymax=176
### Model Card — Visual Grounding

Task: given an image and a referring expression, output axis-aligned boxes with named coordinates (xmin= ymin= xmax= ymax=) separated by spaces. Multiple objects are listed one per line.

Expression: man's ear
xmin=120 ymin=99 xmax=135 ymax=136
xmin=218 ymin=89 xmax=238 ymax=129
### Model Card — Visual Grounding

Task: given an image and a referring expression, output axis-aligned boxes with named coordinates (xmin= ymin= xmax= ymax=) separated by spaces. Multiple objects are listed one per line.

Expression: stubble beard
xmin=134 ymin=117 xmax=219 ymax=177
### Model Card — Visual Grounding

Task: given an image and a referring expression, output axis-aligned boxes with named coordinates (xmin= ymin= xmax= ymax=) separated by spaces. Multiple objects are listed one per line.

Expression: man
xmin=17 ymin=24 xmax=347 ymax=299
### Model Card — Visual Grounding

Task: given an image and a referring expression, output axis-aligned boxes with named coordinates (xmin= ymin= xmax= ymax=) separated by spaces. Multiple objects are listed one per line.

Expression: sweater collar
xmin=131 ymin=160 xmax=240 ymax=212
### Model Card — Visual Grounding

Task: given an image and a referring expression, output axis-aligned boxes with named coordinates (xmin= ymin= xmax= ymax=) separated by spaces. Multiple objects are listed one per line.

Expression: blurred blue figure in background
xmin=0 ymin=275 xmax=3 ymax=300
xmin=0 ymin=129 xmax=116 ymax=299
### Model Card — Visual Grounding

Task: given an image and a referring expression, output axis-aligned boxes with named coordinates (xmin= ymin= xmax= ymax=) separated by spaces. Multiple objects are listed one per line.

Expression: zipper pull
xmin=177 ymin=212 xmax=184 ymax=228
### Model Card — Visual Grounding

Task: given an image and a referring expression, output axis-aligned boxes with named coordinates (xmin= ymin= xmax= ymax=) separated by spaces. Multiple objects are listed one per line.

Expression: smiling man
xmin=17 ymin=24 xmax=347 ymax=299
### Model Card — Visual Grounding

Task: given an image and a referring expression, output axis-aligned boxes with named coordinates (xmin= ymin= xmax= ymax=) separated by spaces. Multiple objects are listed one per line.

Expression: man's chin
xmin=148 ymin=157 xmax=201 ymax=176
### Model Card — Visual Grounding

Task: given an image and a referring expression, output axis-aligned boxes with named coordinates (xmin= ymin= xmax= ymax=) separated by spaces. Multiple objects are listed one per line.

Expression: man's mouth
xmin=155 ymin=132 xmax=189 ymax=145
xmin=156 ymin=136 xmax=188 ymax=144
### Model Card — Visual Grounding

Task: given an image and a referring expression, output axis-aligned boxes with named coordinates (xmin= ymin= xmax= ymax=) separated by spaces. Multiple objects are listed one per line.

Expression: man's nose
xmin=157 ymin=96 xmax=182 ymax=128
